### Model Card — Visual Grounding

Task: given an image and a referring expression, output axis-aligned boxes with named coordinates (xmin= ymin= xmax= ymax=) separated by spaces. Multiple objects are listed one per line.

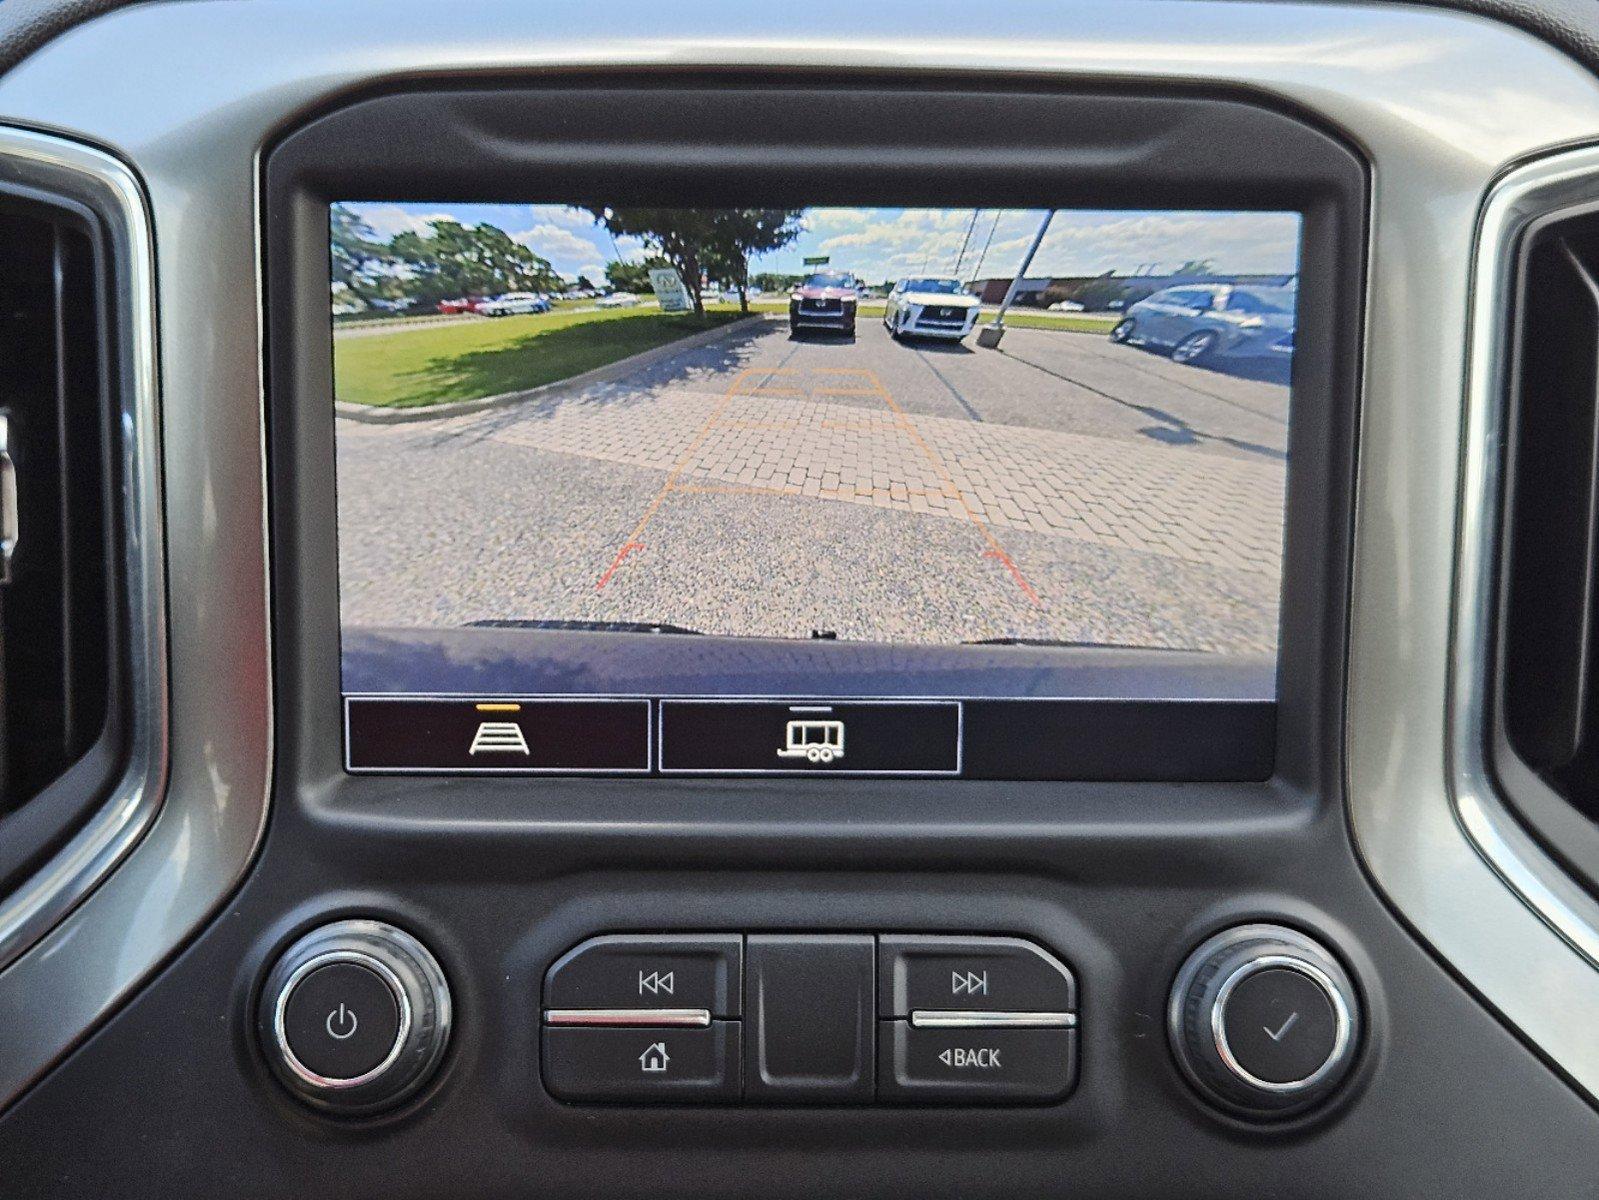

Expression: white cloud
xmin=512 ymin=222 xmax=602 ymax=271
xmin=535 ymin=205 xmax=603 ymax=232
xmin=758 ymin=207 xmax=1300 ymax=284
xmin=353 ymin=204 xmax=455 ymax=240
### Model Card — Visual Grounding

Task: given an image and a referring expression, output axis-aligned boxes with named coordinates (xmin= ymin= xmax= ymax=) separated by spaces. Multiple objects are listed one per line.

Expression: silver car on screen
xmin=1110 ymin=283 xmax=1295 ymax=365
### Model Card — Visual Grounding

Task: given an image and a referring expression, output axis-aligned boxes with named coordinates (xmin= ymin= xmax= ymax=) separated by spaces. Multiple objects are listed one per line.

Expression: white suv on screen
xmin=884 ymin=277 xmax=983 ymax=340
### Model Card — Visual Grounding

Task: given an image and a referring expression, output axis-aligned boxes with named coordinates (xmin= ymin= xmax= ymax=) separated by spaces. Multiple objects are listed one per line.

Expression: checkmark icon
xmin=1264 ymin=1012 xmax=1300 ymax=1042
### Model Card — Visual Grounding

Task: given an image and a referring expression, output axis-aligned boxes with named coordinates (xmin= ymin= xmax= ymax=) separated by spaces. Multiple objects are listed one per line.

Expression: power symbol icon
xmin=325 ymin=1002 xmax=359 ymax=1041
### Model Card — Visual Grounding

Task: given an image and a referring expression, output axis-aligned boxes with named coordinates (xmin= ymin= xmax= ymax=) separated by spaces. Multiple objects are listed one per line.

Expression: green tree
xmin=389 ymin=219 xmax=563 ymax=309
xmin=604 ymin=256 xmax=670 ymax=294
xmin=574 ymin=274 xmax=596 ymax=292
xmin=753 ymin=271 xmax=804 ymax=293
xmin=1173 ymin=258 xmax=1217 ymax=277
xmin=330 ymin=203 xmax=389 ymax=311
xmin=591 ymin=208 xmax=720 ymax=315
xmin=705 ymin=209 xmax=805 ymax=313
xmin=592 ymin=208 xmax=806 ymax=317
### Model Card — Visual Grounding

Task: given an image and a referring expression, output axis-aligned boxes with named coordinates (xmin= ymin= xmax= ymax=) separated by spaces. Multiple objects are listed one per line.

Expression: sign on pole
xmin=647 ymin=267 xmax=694 ymax=313
xmin=802 ymin=255 xmax=830 ymax=266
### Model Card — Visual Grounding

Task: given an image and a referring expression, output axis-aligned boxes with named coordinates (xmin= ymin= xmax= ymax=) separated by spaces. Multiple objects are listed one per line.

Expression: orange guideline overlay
xmin=595 ymin=365 xmax=1040 ymax=605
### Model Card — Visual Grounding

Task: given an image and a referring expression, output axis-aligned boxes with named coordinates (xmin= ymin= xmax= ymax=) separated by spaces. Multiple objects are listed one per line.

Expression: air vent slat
xmin=1504 ymin=232 xmax=1599 ymax=772
xmin=0 ymin=193 xmax=124 ymax=889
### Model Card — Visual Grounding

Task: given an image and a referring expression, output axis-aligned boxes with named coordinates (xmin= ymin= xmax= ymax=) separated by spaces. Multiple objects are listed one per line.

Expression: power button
xmin=259 ymin=920 xmax=452 ymax=1114
xmin=280 ymin=959 xmax=403 ymax=1083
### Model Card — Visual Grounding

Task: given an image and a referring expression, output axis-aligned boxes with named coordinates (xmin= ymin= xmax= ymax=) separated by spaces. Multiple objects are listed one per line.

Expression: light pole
xmin=977 ymin=209 xmax=1054 ymax=349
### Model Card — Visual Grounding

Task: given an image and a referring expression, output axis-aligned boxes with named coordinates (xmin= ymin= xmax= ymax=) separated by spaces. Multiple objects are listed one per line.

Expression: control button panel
xmin=541 ymin=933 xmax=1077 ymax=1106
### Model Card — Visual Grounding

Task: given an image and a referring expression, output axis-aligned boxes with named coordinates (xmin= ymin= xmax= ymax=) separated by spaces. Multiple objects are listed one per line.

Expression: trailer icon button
xmin=777 ymin=715 xmax=846 ymax=764
xmin=658 ymin=700 xmax=960 ymax=775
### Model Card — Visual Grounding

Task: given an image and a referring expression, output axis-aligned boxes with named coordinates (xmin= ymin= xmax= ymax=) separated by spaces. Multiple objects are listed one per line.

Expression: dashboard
xmin=2 ymin=0 xmax=1599 ymax=1195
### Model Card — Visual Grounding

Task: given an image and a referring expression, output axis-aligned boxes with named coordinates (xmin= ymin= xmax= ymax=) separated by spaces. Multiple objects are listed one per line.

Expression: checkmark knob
xmin=1169 ymin=923 xmax=1361 ymax=1119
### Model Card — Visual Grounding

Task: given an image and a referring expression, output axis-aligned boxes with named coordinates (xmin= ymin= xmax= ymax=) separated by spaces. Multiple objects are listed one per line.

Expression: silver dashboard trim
xmin=0 ymin=0 xmax=1595 ymax=1109
xmin=1349 ymin=137 xmax=1599 ymax=1100
xmin=0 ymin=132 xmax=168 ymax=972
xmin=1453 ymin=156 xmax=1599 ymax=971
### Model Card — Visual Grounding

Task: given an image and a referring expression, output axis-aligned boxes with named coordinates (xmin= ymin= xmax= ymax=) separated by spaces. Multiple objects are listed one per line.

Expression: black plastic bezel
xmin=265 ymin=76 xmax=1363 ymax=808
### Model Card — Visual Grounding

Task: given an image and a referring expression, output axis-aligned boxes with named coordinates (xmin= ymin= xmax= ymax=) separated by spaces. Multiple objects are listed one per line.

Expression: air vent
xmin=0 ymin=195 xmax=127 ymax=898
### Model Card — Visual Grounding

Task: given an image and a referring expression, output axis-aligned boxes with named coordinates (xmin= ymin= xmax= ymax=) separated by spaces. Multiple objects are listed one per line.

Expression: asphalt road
xmin=336 ymin=316 xmax=1288 ymax=656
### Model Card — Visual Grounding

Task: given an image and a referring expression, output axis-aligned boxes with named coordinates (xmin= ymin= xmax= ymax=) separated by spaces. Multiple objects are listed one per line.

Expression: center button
xmin=1218 ymin=966 xmax=1340 ymax=1086
xmin=280 ymin=960 xmax=403 ymax=1083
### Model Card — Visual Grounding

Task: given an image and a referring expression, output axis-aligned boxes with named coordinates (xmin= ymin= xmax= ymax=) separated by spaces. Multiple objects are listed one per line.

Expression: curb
xmin=335 ymin=313 xmax=768 ymax=424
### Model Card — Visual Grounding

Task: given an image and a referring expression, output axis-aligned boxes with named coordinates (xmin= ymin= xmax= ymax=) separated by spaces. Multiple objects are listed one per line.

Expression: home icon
xmin=639 ymin=1042 xmax=670 ymax=1074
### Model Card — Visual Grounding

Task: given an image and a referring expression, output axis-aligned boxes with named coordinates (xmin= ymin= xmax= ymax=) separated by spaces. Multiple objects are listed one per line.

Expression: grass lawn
xmin=977 ymin=311 xmax=1120 ymax=334
xmin=334 ymin=307 xmax=748 ymax=409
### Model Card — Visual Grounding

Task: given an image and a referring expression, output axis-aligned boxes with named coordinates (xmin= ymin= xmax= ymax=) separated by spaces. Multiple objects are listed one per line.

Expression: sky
xmin=343 ymin=201 xmax=1301 ymax=286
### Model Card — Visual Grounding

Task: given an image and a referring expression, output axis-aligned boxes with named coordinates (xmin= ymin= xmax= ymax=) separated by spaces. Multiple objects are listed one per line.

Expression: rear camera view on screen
xmin=332 ymin=202 xmax=1300 ymax=701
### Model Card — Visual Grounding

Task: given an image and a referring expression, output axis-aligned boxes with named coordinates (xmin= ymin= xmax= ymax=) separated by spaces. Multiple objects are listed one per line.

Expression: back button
xmin=878 ymin=1021 xmax=1077 ymax=1104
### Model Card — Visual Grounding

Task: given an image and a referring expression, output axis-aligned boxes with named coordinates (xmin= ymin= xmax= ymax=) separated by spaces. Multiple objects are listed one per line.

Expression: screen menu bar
xmin=344 ymin=696 xmax=1273 ymax=781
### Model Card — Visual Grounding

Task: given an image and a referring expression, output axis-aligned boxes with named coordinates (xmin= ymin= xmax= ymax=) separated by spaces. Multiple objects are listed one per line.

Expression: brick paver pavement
xmin=337 ymin=318 xmax=1289 ymax=660
xmin=443 ymin=364 xmax=1284 ymax=593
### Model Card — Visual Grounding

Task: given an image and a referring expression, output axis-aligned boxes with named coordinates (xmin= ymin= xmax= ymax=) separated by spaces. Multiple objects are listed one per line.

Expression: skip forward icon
xmin=951 ymin=970 xmax=989 ymax=997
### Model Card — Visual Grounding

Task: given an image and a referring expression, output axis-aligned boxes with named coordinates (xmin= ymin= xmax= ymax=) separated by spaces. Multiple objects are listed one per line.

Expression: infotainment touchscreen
xmin=330 ymin=203 xmax=1300 ymax=775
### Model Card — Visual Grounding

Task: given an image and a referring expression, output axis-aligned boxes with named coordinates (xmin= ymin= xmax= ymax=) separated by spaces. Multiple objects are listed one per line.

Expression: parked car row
xmin=434 ymin=289 xmax=648 ymax=316
xmin=436 ymin=292 xmax=552 ymax=316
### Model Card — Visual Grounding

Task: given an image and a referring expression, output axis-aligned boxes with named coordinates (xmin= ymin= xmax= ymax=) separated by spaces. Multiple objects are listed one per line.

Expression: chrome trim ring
xmin=271 ymin=950 xmax=412 ymax=1091
xmin=1209 ymin=955 xmax=1352 ymax=1095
